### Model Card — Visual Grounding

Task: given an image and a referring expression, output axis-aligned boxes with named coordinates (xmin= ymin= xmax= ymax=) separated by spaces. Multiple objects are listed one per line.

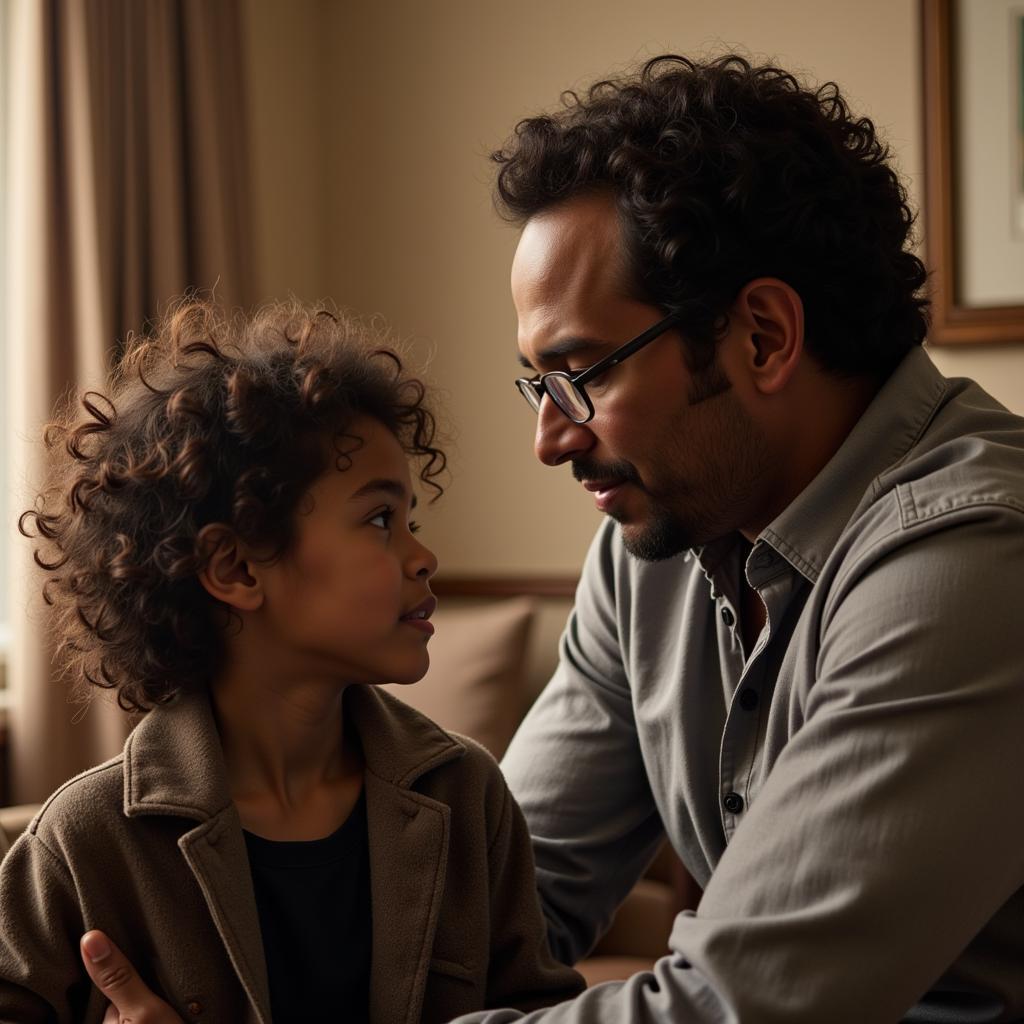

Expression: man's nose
xmin=533 ymin=396 xmax=595 ymax=466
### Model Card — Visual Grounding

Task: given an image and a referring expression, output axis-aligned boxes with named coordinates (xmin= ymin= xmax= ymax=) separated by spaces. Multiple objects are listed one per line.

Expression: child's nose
xmin=409 ymin=538 xmax=438 ymax=580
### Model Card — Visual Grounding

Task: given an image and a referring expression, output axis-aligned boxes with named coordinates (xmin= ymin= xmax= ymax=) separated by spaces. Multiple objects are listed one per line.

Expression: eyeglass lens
xmin=545 ymin=375 xmax=590 ymax=422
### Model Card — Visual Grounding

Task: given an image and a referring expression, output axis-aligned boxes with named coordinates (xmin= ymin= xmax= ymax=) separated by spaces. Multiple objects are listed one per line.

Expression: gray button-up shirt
xmin=456 ymin=347 xmax=1024 ymax=1023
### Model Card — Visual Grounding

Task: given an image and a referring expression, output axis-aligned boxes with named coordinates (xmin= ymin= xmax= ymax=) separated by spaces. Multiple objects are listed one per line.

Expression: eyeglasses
xmin=515 ymin=313 xmax=680 ymax=424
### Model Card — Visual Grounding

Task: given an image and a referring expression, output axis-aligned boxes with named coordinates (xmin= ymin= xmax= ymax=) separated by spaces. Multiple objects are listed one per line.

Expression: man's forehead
xmin=511 ymin=194 xmax=627 ymax=310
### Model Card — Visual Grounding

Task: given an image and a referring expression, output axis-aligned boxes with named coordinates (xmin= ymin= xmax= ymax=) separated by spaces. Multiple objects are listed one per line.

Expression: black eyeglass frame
xmin=515 ymin=312 xmax=681 ymax=424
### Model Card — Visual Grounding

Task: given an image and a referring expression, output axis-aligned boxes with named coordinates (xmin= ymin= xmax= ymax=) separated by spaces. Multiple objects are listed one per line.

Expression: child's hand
xmin=80 ymin=931 xmax=185 ymax=1024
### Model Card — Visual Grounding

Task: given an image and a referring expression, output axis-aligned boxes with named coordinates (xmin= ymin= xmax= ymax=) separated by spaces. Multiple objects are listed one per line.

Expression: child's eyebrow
xmin=350 ymin=478 xmax=417 ymax=508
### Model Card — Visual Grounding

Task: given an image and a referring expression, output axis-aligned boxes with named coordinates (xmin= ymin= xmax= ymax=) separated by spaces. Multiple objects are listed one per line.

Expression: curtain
xmin=4 ymin=0 xmax=255 ymax=804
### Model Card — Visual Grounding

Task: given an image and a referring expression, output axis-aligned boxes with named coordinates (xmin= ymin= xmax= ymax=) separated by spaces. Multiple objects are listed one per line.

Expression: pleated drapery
xmin=4 ymin=0 xmax=255 ymax=803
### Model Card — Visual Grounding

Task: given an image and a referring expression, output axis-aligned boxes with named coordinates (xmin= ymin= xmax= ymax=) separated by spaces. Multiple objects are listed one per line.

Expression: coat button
xmin=739 ymin=688 xmax=759 ymax=711
xmin=723 ymin=791 xmax=744 ymax=814
xmin=187 ymin=1001 xmax=203 ymax=1016
xmin=720 ymin=606 xmax=735 ymax=627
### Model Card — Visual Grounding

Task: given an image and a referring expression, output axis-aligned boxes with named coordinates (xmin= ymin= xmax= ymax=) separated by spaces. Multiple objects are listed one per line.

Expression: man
xmin=467 ymin=54 xmax=1024 ymax=1022
xmin=86 ymin=54 xmax=1024 ymax=1023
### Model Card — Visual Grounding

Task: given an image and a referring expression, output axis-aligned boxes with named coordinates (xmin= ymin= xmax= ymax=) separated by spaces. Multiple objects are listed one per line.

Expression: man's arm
xmin=500 ymin=520 xmax=667 ymax=966
xmin=456 ymin=505 xmax=1024 ymax=1022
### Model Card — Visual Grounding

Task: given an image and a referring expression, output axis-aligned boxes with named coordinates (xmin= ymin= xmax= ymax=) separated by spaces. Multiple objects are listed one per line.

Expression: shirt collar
xmin=760 ymin=346 xmax=950 ymax=583
xmin=123 ymin=686 xmax=466 ymax=820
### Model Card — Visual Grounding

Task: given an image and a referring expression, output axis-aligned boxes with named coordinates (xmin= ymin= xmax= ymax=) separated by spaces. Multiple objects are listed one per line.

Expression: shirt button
xmin=723 ymin=791 xmax=744 ymax=814
xmin=187 ymin=1002 xmax=203 ymax=1016
xmin=720 ymin=606 xmax=735 ymax=627
xmin=739 ymin=688 xmax=759 ymax=711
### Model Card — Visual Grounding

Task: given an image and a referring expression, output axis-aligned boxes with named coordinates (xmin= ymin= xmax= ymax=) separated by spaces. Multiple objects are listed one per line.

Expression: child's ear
xmin=196 ymin=524 xmax=264 ymax=612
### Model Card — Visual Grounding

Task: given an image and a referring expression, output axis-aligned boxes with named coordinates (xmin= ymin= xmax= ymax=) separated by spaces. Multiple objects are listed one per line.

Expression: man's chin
xmin=617 ymin=514 xmax=694 ymax=562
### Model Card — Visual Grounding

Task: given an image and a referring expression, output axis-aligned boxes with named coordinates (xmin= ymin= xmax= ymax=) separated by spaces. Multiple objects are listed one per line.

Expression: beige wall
xmin=244 ymin=0 xmax=1024 ymax=576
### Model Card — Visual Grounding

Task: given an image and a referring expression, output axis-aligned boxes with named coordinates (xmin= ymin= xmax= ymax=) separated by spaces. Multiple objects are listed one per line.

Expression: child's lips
xmin=399 ymin=595 xmax=437 ymax=635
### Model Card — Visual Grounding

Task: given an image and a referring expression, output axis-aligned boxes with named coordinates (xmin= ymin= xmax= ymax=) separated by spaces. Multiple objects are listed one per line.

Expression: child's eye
xmin=368 ymin=509 xmax=420 ymax=534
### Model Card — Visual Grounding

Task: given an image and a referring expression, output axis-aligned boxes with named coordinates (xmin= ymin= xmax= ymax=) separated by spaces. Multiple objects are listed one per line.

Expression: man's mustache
xmin=571 ymin=457 xmax=644 ymax=489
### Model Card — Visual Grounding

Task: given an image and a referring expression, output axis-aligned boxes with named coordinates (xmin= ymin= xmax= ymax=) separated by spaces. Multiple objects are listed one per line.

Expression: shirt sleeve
xmin=456 ymin=500 xmax=1024 ymax=1023
xmin=0 ymin=830 xmax=94 ymax=1023
xmin=499 ymin=520 xmax=666 ymax=966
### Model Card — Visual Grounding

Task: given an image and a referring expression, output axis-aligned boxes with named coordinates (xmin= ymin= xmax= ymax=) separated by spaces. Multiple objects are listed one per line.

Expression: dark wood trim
xmin=432 ymin=576 xmax=578 ymax=599
xmin=921 ymin=0 xmax=1024 ymax=345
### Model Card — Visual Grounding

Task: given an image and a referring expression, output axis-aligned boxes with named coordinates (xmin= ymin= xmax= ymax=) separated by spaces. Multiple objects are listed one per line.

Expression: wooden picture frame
xmin=921 ymin=0 xmax=1024 ymax=345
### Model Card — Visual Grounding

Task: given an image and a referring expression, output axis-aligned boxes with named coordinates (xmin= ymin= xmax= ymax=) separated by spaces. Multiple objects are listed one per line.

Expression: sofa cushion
xmin=381 ymin=598 xmax=535 ymax=760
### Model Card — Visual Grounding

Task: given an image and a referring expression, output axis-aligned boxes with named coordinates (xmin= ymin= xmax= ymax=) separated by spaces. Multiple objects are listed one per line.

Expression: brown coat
xmin=0 ymin=687 xmax=583 ymax=1023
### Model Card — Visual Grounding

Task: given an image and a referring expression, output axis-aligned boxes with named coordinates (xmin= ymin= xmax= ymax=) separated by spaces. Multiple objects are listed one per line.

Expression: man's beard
xmin=617 ymin=503 xmax=699 ymax=561
xmin=571 ymin=456 xmax=708 ymax=562
xmin=570 ymin=361 xmax=740 ymax=562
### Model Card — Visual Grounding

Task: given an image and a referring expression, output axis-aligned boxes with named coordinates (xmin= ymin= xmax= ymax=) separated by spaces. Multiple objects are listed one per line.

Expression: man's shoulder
xmin=822 ymin=392 xmax=1024 ymax=593
xmin=875 ymin=381 xmax=1024 ymax=530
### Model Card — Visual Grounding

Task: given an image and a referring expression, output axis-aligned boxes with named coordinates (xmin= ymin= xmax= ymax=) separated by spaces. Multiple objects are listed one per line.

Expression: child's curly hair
xmin=20 ymin=299 xmax=447 ymax=712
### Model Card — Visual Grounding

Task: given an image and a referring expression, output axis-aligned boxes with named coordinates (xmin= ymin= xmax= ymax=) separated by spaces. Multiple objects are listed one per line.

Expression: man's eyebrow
xmin=517 ymin=336 xmax=608 ymax=370
xmin=349 ymin=478 xmax=416 ymax=508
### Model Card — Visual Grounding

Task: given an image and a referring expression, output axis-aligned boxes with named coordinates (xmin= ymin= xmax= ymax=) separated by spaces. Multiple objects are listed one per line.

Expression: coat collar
xmin=122 ymin=684 xmax=466 ymax=820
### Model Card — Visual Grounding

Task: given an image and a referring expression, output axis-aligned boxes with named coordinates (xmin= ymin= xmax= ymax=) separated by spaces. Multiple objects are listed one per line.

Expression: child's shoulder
xmin=29 ymin=754 xmax=127 ymax=848
xmin=446 ymin=731 xmax=502 ymax=776
xmin=358 ymin=688 xmax=515 ymax=834
xmin=416 ymin=729 xmax=512 ymax=818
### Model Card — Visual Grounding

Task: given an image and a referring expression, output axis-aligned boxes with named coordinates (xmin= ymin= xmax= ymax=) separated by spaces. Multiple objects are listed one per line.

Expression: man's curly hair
xmin=492 ymin=54 xmax=929 ymax=378
xmin=20 ymin=300 xmax=447 ymax=712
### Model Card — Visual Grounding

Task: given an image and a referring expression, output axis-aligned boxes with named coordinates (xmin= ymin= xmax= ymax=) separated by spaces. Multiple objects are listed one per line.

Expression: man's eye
xmin=368 ymin=509 xmax=393 ymax=530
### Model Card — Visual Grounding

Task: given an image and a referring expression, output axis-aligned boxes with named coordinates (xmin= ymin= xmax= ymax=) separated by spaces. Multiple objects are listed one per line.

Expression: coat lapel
xmin=365 ymin=769 xmax=451 ymax=1024
xmin=178 ymin=809 xmax=273 ymax=1024
xmin=124 ymin=695 xmax=272 ymax=1024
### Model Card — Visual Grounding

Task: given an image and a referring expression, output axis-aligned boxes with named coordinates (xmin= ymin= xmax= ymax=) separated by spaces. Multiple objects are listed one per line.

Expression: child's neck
xmin=211 ymin=667 xmax=365 ymax=842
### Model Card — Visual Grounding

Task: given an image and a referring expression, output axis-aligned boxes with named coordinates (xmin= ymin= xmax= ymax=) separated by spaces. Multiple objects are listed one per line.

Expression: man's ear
xmin=196 ymin=523 xmax=264 ymax=612
xmin=732 ymin=278 xmax=805 ymax=395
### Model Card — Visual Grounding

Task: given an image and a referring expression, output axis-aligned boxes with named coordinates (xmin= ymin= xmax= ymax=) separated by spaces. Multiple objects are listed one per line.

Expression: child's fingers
xmin=80 ymin=930 xmax=185 ymax=1024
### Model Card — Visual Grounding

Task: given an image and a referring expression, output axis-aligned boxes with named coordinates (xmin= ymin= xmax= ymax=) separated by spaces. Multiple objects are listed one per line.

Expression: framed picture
xmin=922 ymin=0 xmax=1024 ymax=344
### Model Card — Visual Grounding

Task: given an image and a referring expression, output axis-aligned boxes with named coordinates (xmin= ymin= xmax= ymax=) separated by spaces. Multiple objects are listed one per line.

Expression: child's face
xmin=252 ymin=416 xmax=438 ymax=687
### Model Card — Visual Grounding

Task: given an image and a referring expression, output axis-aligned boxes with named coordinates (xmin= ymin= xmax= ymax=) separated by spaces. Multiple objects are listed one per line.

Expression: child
xmin=0 ymin=301 xmax=583 ymax=1023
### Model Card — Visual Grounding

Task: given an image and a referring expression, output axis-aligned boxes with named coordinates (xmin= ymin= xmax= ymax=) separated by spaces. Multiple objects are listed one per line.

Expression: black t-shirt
xmin=243 ymin=791 xmax=371 ymax=1024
